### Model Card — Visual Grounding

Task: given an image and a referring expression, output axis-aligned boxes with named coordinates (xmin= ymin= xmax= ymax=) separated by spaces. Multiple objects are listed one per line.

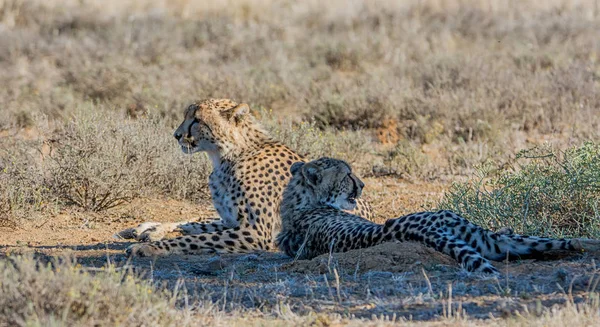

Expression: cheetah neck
xmin=280 ymin=179 xmax=323 ymax=221
xmin=210 ymin=124 xmax=272 ymax=169
xmin=205 ymin=150 xmax=222 ymax=168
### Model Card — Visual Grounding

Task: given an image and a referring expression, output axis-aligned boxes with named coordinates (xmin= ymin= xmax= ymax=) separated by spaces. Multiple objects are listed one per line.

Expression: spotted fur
xmin=122 ymin=99 xmax=373 ymax=256
xmin=276 ymin=157 xmax=600 ymax=274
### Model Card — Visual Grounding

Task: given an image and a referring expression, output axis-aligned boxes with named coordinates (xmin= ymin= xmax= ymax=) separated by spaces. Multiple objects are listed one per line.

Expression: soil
xmin=282 ymin=242 xmax=457 ymax=275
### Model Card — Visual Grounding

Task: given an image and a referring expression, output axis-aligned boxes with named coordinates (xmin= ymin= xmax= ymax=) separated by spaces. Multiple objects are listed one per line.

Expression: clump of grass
xmin=0 ymin=256 xmax=185 ymax=326
xmin=439 ymin=142 xmax=600 ymax=238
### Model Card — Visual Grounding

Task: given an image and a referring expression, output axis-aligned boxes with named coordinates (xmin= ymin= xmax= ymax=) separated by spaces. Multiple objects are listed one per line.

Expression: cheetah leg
xmin=309 ymin=216 xmax=499 ymax=274
xmin=433 ymin=210 xmax=600 ymax=261
xmin=474 ymin=231 xmax=600 ymax=261
xmin=381 ymin=216 xmax=499 ymax=273
xmin=115 ymin=218 xmax=224 ymax=242
xmin=126 ymin=228 xmax=270 ymax=257
xmin=422 ymin=229 xmax=499 ymax=274
xmin=178 ymin=220 xmax=229 ymax=235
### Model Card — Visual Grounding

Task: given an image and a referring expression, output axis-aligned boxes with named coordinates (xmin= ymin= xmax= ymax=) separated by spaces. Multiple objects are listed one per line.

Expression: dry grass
xmin=1 ymin=254 xmax=600 ymax=326
xmin=1 ymin=0 xmax=600 ymax=324
xmin=1 ymin=0 xmax=599 ymax=181
xmin=0 ymin=137 xmax=47 ymax=225
xmin=0 ymin=256 xmax=187 ymax=326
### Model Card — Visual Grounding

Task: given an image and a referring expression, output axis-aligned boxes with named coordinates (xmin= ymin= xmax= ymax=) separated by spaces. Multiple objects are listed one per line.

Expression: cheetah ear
xmin=223 ymin=103 xmax=250 ymax=124
xmin=290 ymin=162 xmax=305 ymax=175
xmin=301 ymin=162 xmax=321 ymax=187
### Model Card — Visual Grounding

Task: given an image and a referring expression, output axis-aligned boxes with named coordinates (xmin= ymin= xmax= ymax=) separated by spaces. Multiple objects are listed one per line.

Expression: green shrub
xmin=439 ymin=142 xmax=600 ymax=238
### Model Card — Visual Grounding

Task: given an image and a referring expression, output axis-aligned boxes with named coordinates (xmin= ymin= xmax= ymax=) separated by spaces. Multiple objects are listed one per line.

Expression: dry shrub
xmin=0 ymin=138 xmax=48 ymax=225
xmin=308 ymin=92 xmax=393 ymax=131
xmin=0 ymin=256 xmax=184 ymax=326
xmin=63 ymin=63 xmax=133 ymax=102
xmin=45 ymin=107 xmax=212 ymax=211
xmin=375 ymin=140 xmax=428 ymax=180
xmin=261 ymin=113 xmax=372 ymax=170
xmin=46 ymin=118 xmax=141 ymax=211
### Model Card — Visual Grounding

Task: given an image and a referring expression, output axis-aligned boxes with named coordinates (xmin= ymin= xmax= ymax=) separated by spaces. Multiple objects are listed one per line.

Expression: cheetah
xmin=121 ymin=99 xmax=373 ymax=256
xmin=276 ymin=157 xmax=600 ymax=274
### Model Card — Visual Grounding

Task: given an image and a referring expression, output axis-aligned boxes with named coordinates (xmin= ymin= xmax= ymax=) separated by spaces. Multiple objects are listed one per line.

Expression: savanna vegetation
xmin=1 ymin=0 xmax=599 ymax=325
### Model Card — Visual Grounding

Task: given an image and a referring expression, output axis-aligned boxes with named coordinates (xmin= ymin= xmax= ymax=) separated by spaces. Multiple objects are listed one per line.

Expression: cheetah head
xmin=290 ymin=158 xmax=364 ymax=211
xmin=173 ymin=99 xmax=254 ymax=154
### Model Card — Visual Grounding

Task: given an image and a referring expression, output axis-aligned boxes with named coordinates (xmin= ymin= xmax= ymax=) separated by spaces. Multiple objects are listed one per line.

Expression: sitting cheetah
xmin=276 ymin=157 xmax=600 ymax=274
xmin=122 ymin=99 xmax=373 ymax=256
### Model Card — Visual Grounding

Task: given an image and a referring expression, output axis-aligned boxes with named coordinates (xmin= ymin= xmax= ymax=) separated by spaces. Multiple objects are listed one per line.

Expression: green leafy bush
xmin=439 ymin=142 xmax=600 ymax=238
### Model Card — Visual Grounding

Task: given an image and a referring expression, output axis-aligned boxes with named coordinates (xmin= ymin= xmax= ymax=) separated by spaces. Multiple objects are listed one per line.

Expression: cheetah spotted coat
xmin=276 ymin=158 xmax=600 ymax=274
xmin=122 ymin=99 xmax=373 ymax=256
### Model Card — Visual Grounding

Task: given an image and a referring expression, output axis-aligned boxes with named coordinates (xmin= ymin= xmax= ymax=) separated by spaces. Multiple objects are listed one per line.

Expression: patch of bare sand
xmin=0 ymin=197 xmax=216 ymax=247
xmin=360 ymin=178 xmax=447 ymax=224
xmin=282 ymin=241 xmax=457 ymax=274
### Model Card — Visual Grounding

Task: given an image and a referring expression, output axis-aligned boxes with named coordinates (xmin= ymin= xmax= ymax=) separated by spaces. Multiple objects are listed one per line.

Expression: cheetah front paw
xmin=125 ymin=243 xmax=167 ymax=257
xmin=114 ymin=222 xmax=175 ymax=242
xmin=571 ymin=239 xmax=600 ymax=252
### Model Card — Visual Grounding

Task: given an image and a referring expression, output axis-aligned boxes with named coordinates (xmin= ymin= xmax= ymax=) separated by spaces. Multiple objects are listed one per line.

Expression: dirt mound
xmin=282 ymin=241 xmax=457 ymax=274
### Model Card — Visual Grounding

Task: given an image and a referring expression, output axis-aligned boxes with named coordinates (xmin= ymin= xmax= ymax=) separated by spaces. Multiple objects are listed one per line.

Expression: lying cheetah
xmin=122 ymin=99 xmax=373 ymax=256
xmin=276 ymin=157 xmax=600 ymax=274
